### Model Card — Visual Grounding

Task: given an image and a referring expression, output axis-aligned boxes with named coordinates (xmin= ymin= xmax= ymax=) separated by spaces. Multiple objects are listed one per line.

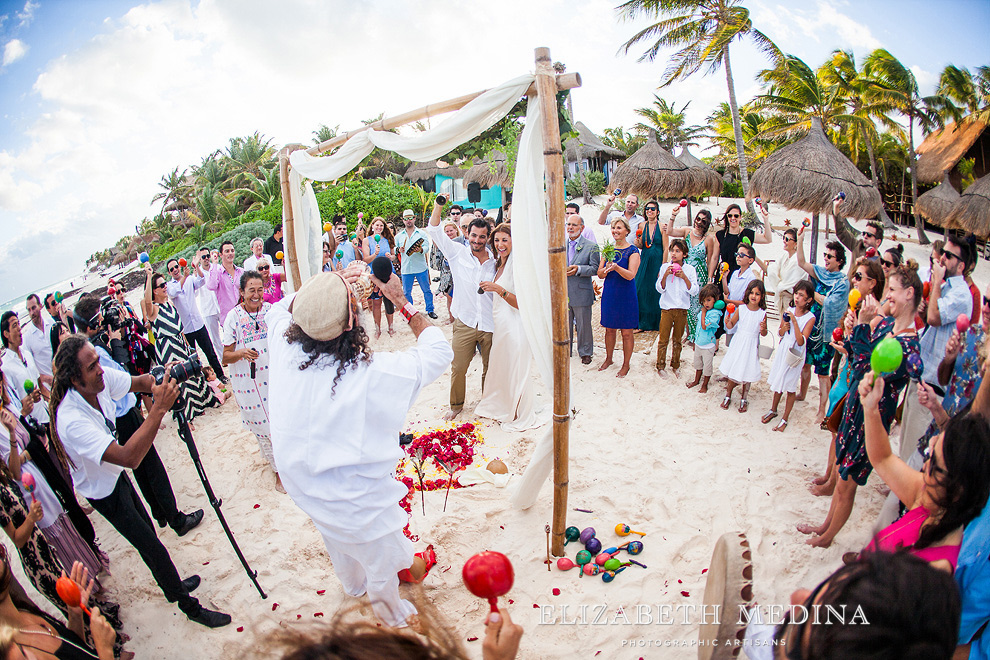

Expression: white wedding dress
xmin=475 ymin=255 xmax=545 ymax=432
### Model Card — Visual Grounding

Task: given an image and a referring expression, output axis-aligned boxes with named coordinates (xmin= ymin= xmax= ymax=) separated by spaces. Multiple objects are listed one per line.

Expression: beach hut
xmin=916 ymin=174 xmax=961 ymax=233
xmin=564 ymin=121 xmax=625 ymax=184
xmin=916 ymin=120 xmax=989 ymax=189
xmin=462 ymin=150 xmax=510 ymax=212
xmin=945 ymin=173 xmax=990 ymax=238
xmin=608 ymin=131 xmax=700 ymax=203
xmin=675 ymin=145 xmax=724 ymax=197
xmin=403 ymin=158 xmax=501 ymax=213
xmin=749 ymin=117 xmax=881 ymax=263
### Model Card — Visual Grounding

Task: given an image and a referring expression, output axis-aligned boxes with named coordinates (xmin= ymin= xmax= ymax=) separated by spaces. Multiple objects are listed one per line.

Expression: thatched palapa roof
xmin=916 ymin=120 xmax=988 ymax=185
xmin=916 ymin=174 xmax=960 ymax=228
xmin=945 ymin=173 xmax=990 ymax=237
xmin=403 ymin=160 xmax=464 ymax=181
xmin=749 ymin=117 xmax=881 ymax=219
xmin=608 ymin=132 xmax=701 ymax=200
xmin=463 ymin=150 xmax=511 ymax=188
xmin=676 ymin=145 xmax=724 ymax=196
xmin=564 ymin=122 xmax=625 ymax=162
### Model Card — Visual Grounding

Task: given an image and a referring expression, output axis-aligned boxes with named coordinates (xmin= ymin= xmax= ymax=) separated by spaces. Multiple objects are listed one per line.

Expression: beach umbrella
xmin=945 ymin=173 xmax=990 ymax=238
xmin=676 ymin=145 xmax=724 ymax=197
xmin=463 ymin=150 xmax=512 ymax=188
xmin=749 ymin=117 xmax=882 ymax=262
xmin=916 ymin=173 xmax=961 ymax=231
xmin=609 ymin=131 xmax=701 ymax=202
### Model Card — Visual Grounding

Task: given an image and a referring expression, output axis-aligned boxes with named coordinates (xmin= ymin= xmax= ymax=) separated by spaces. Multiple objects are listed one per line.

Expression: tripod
xmin=172 ymin=397 xmax=268 ymax=599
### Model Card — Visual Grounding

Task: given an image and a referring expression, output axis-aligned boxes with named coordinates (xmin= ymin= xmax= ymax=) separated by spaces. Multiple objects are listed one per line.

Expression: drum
xmin=698 ymin=532 xmax=754 ymax=660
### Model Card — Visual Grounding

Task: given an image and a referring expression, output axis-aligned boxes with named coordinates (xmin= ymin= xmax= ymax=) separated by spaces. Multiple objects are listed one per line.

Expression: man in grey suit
xmin=565 ymin=211 xmax=600 ymax=364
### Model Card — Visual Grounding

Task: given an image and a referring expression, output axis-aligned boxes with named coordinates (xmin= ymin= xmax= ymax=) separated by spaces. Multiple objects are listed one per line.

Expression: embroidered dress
xmin=222 ymin=304 xmax=274 ymax=469
xmin=918 ymin=325 xmax=986 ymax=453
xmin=150 ymin=302 xmax=218 ymax=420
xmin=685 ymin=233 xmax=710 ymax=341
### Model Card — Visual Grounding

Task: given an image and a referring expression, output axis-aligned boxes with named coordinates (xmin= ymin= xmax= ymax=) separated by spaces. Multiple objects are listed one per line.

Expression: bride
xmin=475 ymin=223 xmax=545 ymax=431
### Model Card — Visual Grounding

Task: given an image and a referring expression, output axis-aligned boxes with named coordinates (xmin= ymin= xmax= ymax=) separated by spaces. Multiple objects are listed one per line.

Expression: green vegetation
xmin=566 ymin=171 xmax=606 ymax=198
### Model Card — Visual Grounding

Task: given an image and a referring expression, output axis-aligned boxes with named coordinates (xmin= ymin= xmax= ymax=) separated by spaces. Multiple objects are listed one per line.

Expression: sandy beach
xmin=3 ymin=197 xmax=984 ymax=659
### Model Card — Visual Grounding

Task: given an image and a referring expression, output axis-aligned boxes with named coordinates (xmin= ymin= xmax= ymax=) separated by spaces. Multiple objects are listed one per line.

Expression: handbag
xmin=827 ymin=394 xmax=847 ymax=434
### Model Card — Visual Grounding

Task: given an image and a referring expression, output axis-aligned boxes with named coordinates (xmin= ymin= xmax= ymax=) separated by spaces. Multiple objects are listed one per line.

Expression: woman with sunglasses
xmin=597 ymin=218 xmax=640 ymax=378
xmin=668 ymin=207 xmax=717 ymax=344
xmin=765 ymin=228 xmax=808 ymax=323
xmin=364 ymin=217 xmax=398 ymax=336
xmin=713 ymin=202 xmax=772 ymax=283
xmin=256 ymin=257 xmax=283 ymax=304
xmin=632 ymin=200 xmax=666 ymax=332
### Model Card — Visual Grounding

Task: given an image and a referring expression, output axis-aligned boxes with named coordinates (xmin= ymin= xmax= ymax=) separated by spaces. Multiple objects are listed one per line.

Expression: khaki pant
xmin=656 ymin=308 xmax=688 ymax=370
xmin=450 ymin=319 xmax=493 ymax=410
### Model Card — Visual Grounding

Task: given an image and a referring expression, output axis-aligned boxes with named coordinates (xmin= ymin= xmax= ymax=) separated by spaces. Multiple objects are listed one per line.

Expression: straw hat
xmin=291 ymin=272 xmax=354 ymax=341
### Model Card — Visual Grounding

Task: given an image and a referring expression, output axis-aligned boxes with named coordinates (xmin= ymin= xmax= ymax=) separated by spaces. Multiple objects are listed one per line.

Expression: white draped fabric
xmin=284 ymin=72 xmax=557 ymax=509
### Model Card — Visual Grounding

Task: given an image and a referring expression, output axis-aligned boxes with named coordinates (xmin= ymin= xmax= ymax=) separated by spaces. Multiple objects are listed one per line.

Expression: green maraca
xmin=563 ymin=526 xmax=580 ymax=545
xmin=603 ymin=557 xmax=623 ymax=572
xmin=23 ymin=379 xmax=35 ymax=394
xmin=575 ymin=550 xmax=592 ymax=578
xmin=870 ymin=336 xmax=903 ymax=380
xmin=713 ymin=300 xmax=725 ymax=311
xmin=375 ymin=233 xmax=381 ymax=241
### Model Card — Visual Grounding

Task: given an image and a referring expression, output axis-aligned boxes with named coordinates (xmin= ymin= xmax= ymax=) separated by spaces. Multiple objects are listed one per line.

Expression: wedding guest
xmin=365 ymin=217 xmax=398 ymax=336
xmin=395 ymin=210 xmax=437 ymax=319
xmin=264 ymin=223 xmax=284 ymax=266
xmin=597 ymin=218 xmax=640 ymax=378
xmin=565 ymin=213 xmax=599 ymax=365
xmin=194 ymin=248 xmax=224 ymax=361
xmin=765 ymin=228 xmax=809 ymax=318
xmin=565 ymin=203 xmax=596 ymax=242
xmin=205 ymin=241 xmax=244 ymax=325
xmin=165 ymin=257 xmax=225 ymax=380
xmin=654 ymin=239 xmax=697 ymax=378
xmin=597 ymin=191 xmax=643 ymax=239
xmin=667 ymin=207 xmax=717 ymax=344
xmin=713 ymin=203 xmax=771 ymax=283
xmin=242 ymin=238 xmax=266 ymax=271
xmin=20 ymin=295 xmax=54 ymax=386
xmin=634 ymin=200 xmax=666 ymax=332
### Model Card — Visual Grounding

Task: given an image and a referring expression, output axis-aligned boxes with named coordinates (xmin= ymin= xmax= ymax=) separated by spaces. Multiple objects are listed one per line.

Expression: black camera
xmin=151 ymin=357 xmax=202 ymax=385
xmin=99 ymin=296 xmax=126 ymax=331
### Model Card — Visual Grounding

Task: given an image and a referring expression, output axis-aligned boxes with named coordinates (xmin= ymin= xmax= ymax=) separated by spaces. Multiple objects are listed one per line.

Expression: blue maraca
xmin=602 ymin=566 xmax=628 ymax=583
xmin=625 ymin=541 xmax=644 ymax=555
xmin=139 ymin=252 xmax=150 ymax=263
xmin=585 ymin=537 xmax=603 ymax=556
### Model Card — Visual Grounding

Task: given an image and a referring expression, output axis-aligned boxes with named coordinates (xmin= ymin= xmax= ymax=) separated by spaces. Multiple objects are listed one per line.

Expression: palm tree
xmin=633 ymin=94 xmax=706 ymax=150
xmin=150 ymin=167 xmax=192 ymax=215
xmin=234 ymin=166 xmax=282 ymax=211
xmin=706 ymin=102 xmax=784 ymax=171
xmin=863 ymin=48 xmax=949 ymax=244
xmin=312 ymin=123 xmax=340 ymax=146
xmin=938 ymin=64 xmax=990 ymax=125
xmin=225 ymin=132 xmax=276 ymax=188
xmin=187 ymin=182 xmax=239 ymax=234
xmin=617 ymin=0 xmax=782 ymax=211
xmin=599 ymin=127 xmax=646 ymax=156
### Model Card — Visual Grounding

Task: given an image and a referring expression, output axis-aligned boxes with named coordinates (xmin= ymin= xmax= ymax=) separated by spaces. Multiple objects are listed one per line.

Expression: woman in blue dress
xmin=598 ymin=217 xmax=641 ymax=378
xmin=362 ymin=217 xmax=396 ymax=338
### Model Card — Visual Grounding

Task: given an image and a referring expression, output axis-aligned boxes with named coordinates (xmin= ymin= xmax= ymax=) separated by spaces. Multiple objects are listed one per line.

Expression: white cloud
xmin=17 ymin=0 xmax=38 ymax=28
xmin=911 ymin=65 xmax=939 ymax=94
xmin=2 ymin=38 xmax=28 ymax=66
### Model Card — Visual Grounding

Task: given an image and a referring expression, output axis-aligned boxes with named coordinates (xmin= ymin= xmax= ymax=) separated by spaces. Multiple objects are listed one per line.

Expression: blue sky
xmin=0 ymin=0 xmax=987 ymax=303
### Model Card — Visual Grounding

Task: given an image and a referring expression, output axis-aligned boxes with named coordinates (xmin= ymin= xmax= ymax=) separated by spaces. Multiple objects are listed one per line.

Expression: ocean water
xmin=0 ymin=265 xmax=127 ymax=318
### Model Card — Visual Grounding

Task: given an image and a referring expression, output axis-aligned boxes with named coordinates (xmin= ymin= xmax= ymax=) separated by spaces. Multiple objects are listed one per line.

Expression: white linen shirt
xmin=606 ymin=211 xmax=644 ymax=242
xmin=656 ymin=262 xmax=699 ymax=310
xmin=198 ymin=281 xmax=219 ymax=318
xmin=55 ymin=366 xmax=133 ymax=500
xmin=266 ymin=296 xmax=453 ymax=544
xmin=726 ymin=267 xmax=757 ymax=336
xmin=426 ymin=223 xmax=496 ymax=332
xmin=1 ymin=349 xmax=49 ymax=425
xmin=919 ymin=274 xmax=973 ymax=384
xmin=166 ymin=275 xmax=205 ymax=333
xmin=21 ymin=317 xmax=54 ymax=378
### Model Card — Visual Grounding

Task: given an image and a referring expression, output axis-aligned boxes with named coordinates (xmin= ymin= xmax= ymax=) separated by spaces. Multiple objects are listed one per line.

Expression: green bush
xmin=721 ymin=179 xmax=743 ymax=198
xmin=565 ymin=170 xmax=606 ymax=198
xmin=164 ymin=220 xmax=274 ymax=268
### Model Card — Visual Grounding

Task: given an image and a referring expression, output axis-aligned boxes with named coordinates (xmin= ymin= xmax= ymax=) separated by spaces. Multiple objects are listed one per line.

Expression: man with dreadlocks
xmin=49 ymin=334 xmax=231 ymax=628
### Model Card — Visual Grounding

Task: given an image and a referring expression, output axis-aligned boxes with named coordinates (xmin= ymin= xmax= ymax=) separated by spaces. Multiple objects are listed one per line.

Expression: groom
xmin=427 ymin=195 xmax=494 ymax=420
xmin=566 ymin=213 xmax=599 ymax=364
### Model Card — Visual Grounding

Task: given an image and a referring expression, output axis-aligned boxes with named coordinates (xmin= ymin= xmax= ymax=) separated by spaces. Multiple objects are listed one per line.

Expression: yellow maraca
xmin=615 ymin=523 xmax=646 ymax=537
xmin=275 ymin=251 xmax=284 ymax=261
xmin=848 ymin=289 xmax=862 ymax=309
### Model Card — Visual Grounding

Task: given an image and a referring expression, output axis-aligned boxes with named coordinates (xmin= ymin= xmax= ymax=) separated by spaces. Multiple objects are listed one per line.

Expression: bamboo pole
xmin=534 ymin=47 xmax=572 ymax=557
xmin=278 ymin=146 xmax=303 ymax=289
xmin=307 ymin=72 xmax=582 ymax=157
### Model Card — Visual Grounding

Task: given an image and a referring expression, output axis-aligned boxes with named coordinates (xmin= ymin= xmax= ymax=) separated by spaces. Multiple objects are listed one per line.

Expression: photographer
xmin=49 ymin=334 xmax=230 ymax=627
xmin=73 ymin=295 xmax=203 ymax=537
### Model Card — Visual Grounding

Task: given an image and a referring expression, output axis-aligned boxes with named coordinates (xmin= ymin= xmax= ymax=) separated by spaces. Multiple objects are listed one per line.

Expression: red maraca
xmin=556 ymin=557 xmax=578 ymax=572
xmin=832 ymin=327 xmax=844 ymax=343
xmin=107 ymin=287 xmax=116 ymax=297
xmin=865 ymin=247 xmax=877 ymax=258
xmin=679 ymin=199 xmax=688 ymax=207
xmin=726 ymin=303 xmax=736 ymax=316
xmin=463 ymin=551 xmax=513 ymax=614
xmin=55 ymin=577 xmax=91 ymax=616
xmin=802 ymin=218 xmax=811 ymax=228
xmin=21 ymin=472 xmax=36 ymax=504
xmin=923 ymin=281 xmax=931 ymax=299
xmin=178 ymin=258 xmax=187 ymax=267
xmin=956 ymin=314 xmax=970 ymax=334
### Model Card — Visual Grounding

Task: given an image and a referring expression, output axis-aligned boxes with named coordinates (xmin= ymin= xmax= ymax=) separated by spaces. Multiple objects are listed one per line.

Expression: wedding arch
xmin=278 ymin=48 xmax=580 ymax=555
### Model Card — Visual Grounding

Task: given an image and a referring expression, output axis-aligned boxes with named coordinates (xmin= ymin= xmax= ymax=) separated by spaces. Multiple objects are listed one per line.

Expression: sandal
xmin=720 ymin=396 xmax=731 ymax=410
xmin=761 ymin=410 xmax=778 ymax=424
xmin=738 ymin=399 xmax=749 ymax=413
xmin=773 ymin=419 xmax=788 ymax=432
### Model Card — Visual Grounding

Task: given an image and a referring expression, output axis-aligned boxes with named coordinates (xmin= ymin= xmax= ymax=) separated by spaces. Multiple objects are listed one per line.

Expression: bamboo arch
xmin=279 ymin=48 xmax=581 ymax=556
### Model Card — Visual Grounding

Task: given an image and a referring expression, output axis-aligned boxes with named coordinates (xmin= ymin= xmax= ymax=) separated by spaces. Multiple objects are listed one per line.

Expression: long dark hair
xmin=915 ymin=411 xmax=990 ymax=549
xmin=490 ymin=223 xmax=511 ymax=272
xmin=720 ymin=204 xmax=742 ymax=227
xmin=284 ymin=324 xmax=372 ymax=395
xmin=744 ymin=279 xmax=766 ymax=310
xmin=369 ymin=217 xmax=395 ymax=250
xmin=48 ymin=334 xmax=91 ymax=472
xmin=855 ymin=257 xmax=885 ymax=299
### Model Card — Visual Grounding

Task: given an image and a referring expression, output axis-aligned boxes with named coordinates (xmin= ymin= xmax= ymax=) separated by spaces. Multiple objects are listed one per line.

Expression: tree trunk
xmin=865 ymin=135 xmax=896 ymax=230
xmin=723 ymin=46 xmax=755 ymax=215
xmin=809 ymin=213 xmax=820 ymax=265
xmin=578 ymin=165 xmax=594 ymax=205
xmin=908 ymin=112 xmax=930 ymax=245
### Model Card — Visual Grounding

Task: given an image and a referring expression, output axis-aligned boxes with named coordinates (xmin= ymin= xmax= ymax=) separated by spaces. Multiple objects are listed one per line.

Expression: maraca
xmin=595 ymin=551 xmax=613 ymax=566
xmin=275 ymin=251 xmax=284 ymax=260
xmin=55 ymin=577 xmax=91 ymax=616
xmin=670 ymin=263 xmax=681 ymax=274
xmin=602 ymin=567 xmax=628 ymax=583
xmin=614 ymin=523 xmax=646 ymax=537
xmin=23 ymin=379 xmax=34 ymax=394
xmin=575 ymin=550 xmax=592 ymax=578
xmin=870 ymin=336 xmax=903 ymax=378
xmin=714 ymin=300 xmax=726 ymax=311
xmin=178 ymin=258 xmax=187 ymax=267
xmin=585 ymin=538 xmax=603 ymax=556
xmin=21 ymin=472 xmax=36 ymax=504
xmin=836 ymin=191 xmax=846 ymax=201
xmin=462 ymin=551 xmax=513 ymax=614
xmin=107 ymin=287 xmax=116 ymax=297
xmin=556 ymin=557 xmax=578 ymax=572
xmin=802 ymin=218 xmax=811 ymax=228
xmin=54 ymin=291 xmax=63 ymax=302
xmin=601 ymin=542 xmax=630 ymax=555
xmin=832 ymin=327 xmax=844 ymax=343
xmin=625 ymin=541 xmax=644 ymax=555
xmin=335 ymin=249 xmax=343 ymax=259
xmin=357 ymin=212 xmax=364 ymax=219
xmin=741 ymin=236 xmax=752 ymax=246
xmin=923 ymin=281 xmax=931 ymax=299
xmin=563 ymin=526 xmax=580 ymax=545
xmin=583 ymin=563 xmax=600 ymax=576
xmin=956 ymin=314 xmax=971 ymax=334
xmin=579 ymin=527 xmax=596 ymax=544
xmin=848 ymin=289 xmax=861 ymax=309
xmin=726 ymin=303 xmax=736 ymax=316
xmin=865 ymin=247 xmax=877 ymax=258
xmin=375 ymin=233 xmax=381 ymax=241
xmin=782 ymin=312 xmax=791 ymax=322
xmin=323 ymin=222 xmax=333 ymax=232
xmin=679 ymin=198 xmax=688 ymax=207
xmin=720 ymin=262 xmax=730 ymax=275
xmin=139 ymin=252 xmax=150 ymax=263
xmin=603 ymin=557 xmax=623 ymax=572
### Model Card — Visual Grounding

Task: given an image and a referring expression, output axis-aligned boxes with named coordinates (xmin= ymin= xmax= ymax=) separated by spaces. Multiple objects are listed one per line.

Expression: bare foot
xmin=598 ymin=360 xmax=613 ymax=372
xmin=657 ymin=368 xmax=667 ymax=378
xmin=375 ymin=327 xmax=382 ymax=339
xmin=810 ymin=474 xmax=828 ymax=485
xmin=806 ymin=535 xmax=834 ymax=548
xmin=686 ymin=380 xmax=699 ymax=389
xmin=275 ymin=474 xmax=286 ymax=494
xmin=796 ymin=523 xmax=823 ymax=535
xmin=671 ymin=368 xmax=680 ymax=379
xmin=698 ymin=385 xmax=708 ymax=393
xmin=388 ymin=326 xmax=396 ymax=336
xmin=809 ymin=481 xmax=835 ymax=497
xmin=188 ymin=422 xmax=196 ymax=432
xmin=617 ymin=365 xmax=630 ymax=378
xmin=443 ymin=408 xmax=462 ymax=421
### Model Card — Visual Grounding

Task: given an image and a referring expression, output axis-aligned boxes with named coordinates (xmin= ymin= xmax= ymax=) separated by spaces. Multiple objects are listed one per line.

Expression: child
xmin=762 ymin=280 xmax=816 ymax=431
xmin=719 ymin=280 xmax=768 ymax=413
xmin=687 ymin=283 xmax=722 ymax=392
xmin=202 ymin=365 xmax=231 ymax=403
xmin=655 ymin=239 xmax=699 ymax=378
xmin=722 ymin=243 xmax=757 ymax=343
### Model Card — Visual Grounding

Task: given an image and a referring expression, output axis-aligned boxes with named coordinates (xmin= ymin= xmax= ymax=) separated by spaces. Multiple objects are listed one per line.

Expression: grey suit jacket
xmin=566 ymin=236 xmax=600 ymax=307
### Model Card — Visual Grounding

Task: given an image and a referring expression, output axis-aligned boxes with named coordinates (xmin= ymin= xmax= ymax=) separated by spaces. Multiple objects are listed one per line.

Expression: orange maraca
xmin=614 ymin=523 xmax=646 ymax=537
xmin=55 ymin=576 xmax=91 ymax=616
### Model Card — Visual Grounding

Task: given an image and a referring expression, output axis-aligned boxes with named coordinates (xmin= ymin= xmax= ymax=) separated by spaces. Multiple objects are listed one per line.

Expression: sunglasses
xmin=782 ymin=236 xmax=795 ymax=243
xmin=853 ymin=272 xmax=863 ymax=281
xmin=645 ymin=207 xmax=659 ymax=212
xmin=735 ymin=251 xmax=751 ymax=259
xmin=943 ymin=250 xmax=963 ymax=262
xmin=727 ymin=213 xmax=740 ymax=219
xmin=824 ymin=253 xmax=836 ymax=260
xmin=168 ymin=265 xmax=179 ymax=271
xmin=154 ymin=283 xmax=166 ymax=290
xmin=881 ymin=259 xmax=895 ymax=267
xmin=257 ymin=265 xmax=270 ymax=271
xmin=862 ymin=231 xmax=877 ymax=239
xmin=923 ymin=446 xmax=948 ymax=478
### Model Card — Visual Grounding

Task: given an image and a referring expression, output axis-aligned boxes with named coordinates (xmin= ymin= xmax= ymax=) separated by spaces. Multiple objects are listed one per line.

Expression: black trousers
xmin=184 ymin=325 xmax=225 ymax=380
xmin=115 ymin=406 xmax=182 ymax=530
xmin=89 ymin=473 xmax=199 ymax=612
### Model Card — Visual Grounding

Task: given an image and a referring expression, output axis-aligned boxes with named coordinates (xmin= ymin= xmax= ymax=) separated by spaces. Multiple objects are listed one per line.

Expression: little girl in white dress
xmin=719 ymin=280 xmax=768 ymax=413
xmin=762 ymin=280 xmax=816 ymax=431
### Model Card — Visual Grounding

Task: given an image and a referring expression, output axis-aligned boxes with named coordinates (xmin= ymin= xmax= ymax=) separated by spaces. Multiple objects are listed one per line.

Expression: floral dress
xmin=685 ymin=232 xmax=710 ymax=341
xmin=834 ymin=317 xmax=922 ymax=485
xmin=221 ymin=303 xmax=274 ymax=470
xmin=917 ymin=325 xmax=986 ymax=453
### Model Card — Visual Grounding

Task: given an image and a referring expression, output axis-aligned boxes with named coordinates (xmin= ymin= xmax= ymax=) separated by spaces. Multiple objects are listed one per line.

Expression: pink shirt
xmin=206 ymin=263 xmax=243 ymax=324
xmin=263 ymin=273 xmax=284 ymax=304
xmin=865 ymin=506 xmax=961 ymax=571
